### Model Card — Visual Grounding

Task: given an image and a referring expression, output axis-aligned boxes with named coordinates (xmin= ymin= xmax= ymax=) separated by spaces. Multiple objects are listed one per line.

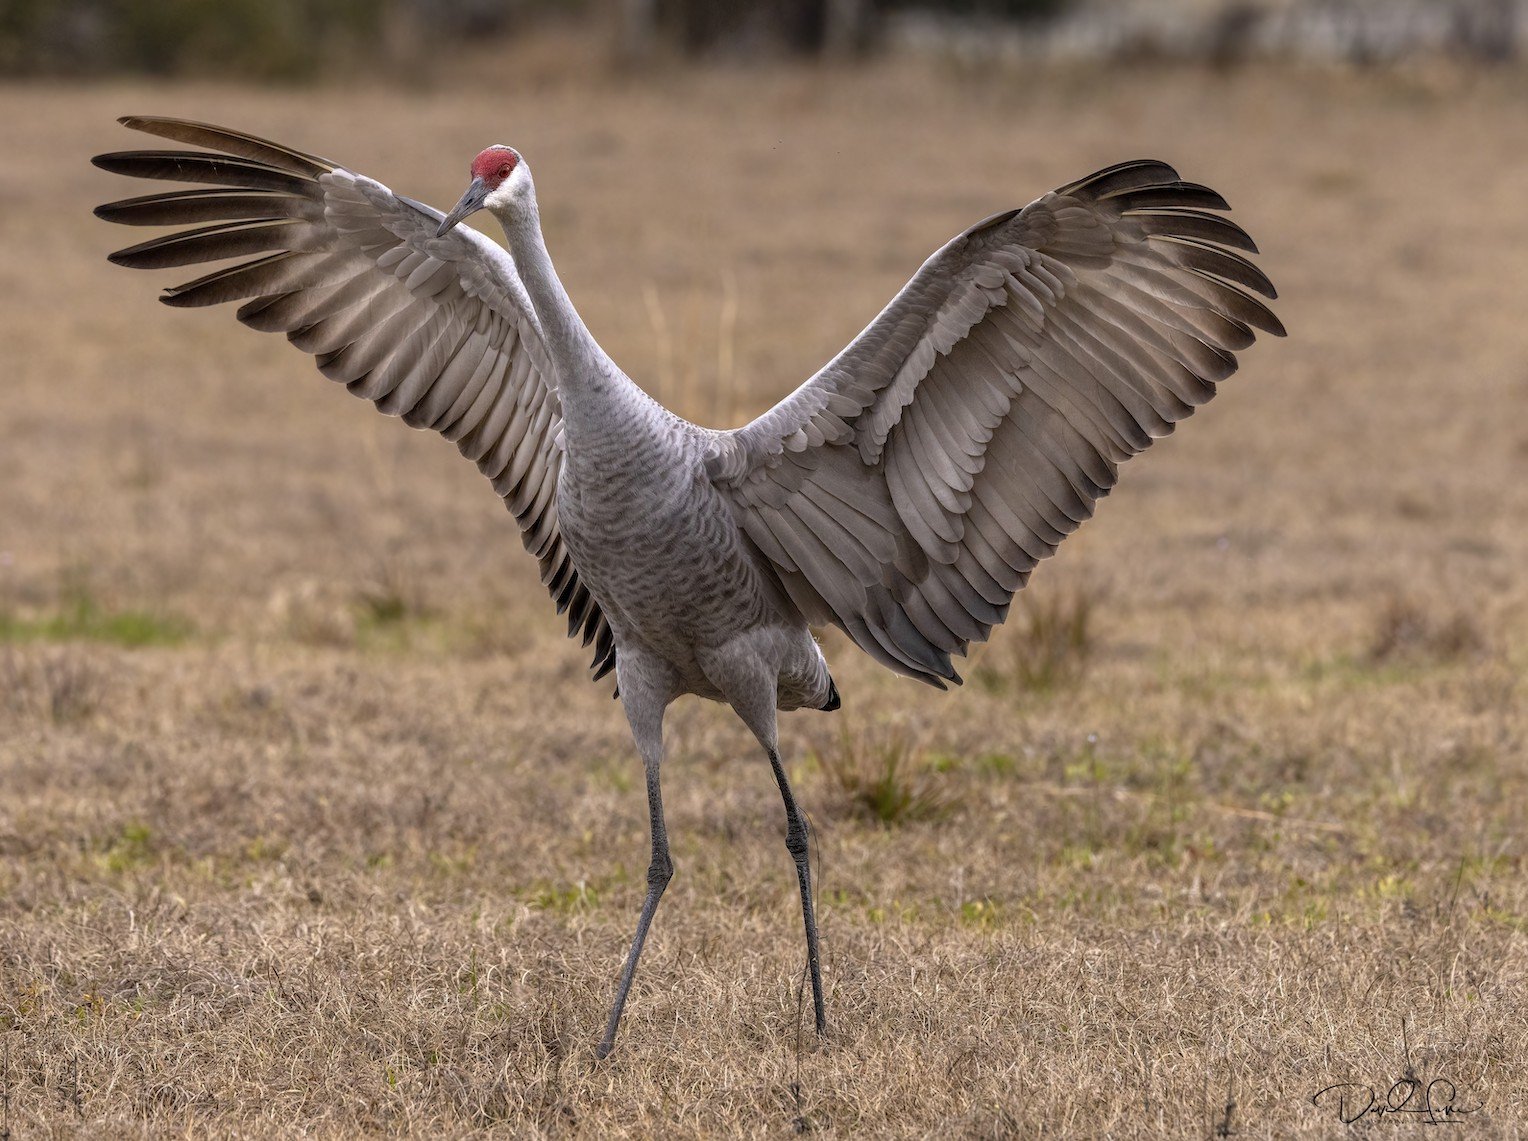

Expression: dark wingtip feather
xmin=1063 ymin=159 xmax=1183 ymax=200
xmin=159 ymin=286 xmax=209 ymax=308
xmin=105 ymin=218 xmax=309 ymax=271
xmin=115 ymin=115 xmax=334 ymax=177
xmin=91 ymin=151 xmax=148 ymax=176
xmin=95 ymin=188 xmax=310 ymax=228
xmin=591 ymin=649 xmax=617 ymax=680
xmin=1128 ymin=207 xmax=1260 ymax=254
xmin=1109 ymin=183 xmax=1232 ymax=213
xmin=1159 ymin=236 xmax=1278 ymax=299
xmin=91 ymin=149 xmax=312 ymax=194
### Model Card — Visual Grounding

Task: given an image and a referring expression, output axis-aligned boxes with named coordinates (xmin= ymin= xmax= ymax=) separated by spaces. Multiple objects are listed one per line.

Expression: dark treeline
xmin=1 ymin=0 xmax=1520 ymax=79
xmin=1 ymin=0 xmax=400 ymax=79
xmin=0 ymin=0 xmax=1062 ymax=79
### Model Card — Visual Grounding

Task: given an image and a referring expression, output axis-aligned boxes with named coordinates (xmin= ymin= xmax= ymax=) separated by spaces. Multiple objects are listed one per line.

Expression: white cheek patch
xmin=485 ymin=183 xmax=515 ymax=211
xmin=486 ymin=165 xmax=528 ymax=210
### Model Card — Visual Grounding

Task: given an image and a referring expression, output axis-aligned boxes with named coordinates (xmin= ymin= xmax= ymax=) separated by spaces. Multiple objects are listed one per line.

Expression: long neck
xmin=491 ymin=182 xmax=648 ymax=443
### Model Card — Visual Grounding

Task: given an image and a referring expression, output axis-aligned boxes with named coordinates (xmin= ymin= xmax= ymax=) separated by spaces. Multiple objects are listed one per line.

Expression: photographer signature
xmin=1312 ymin=1077 xmax=1480 ymax=1126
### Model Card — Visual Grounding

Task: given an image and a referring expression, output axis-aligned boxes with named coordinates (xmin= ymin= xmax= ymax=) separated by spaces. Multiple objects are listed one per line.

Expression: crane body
xmin=555 ymin=402 xmax=833 ymax=712
xmin=94 ymin=119 xmax=1282 ymax=1058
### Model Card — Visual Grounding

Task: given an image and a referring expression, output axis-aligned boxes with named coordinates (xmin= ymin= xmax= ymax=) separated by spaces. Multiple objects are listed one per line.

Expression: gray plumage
xmin=93 ymin=117 xmax=1283 ymax=1058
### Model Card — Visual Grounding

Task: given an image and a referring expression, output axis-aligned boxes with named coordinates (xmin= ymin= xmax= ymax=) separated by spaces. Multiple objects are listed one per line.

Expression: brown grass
xmin=3 ymin=51 xmax=1528 ymax=1137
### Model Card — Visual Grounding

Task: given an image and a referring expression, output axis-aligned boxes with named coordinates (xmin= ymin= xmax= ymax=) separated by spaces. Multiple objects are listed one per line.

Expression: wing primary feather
xmin=162 ymin=251 xmax=348 ymax=307
xmin=116 ymin=116 xmax=333 ymax=175
xmin=1056 ymin=159 xmax=1181 ymax=198
xmin=108 ymin=218 xmax=320 ymax=270
xmin=91 ymin=150 xmax=313 ymax=194
xmin=1102 ymin=183 xmax=1231 ymax=213
xmin=1125 ymin=208 xmax=1259 ymax=253
xmin=1151 ymin=236 xmax=1278 ymax=298
xmin=94 ymin=188 xmax=313 ymax=227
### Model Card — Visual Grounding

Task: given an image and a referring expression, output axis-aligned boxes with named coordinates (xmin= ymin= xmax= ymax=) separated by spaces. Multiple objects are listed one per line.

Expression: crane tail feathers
xmin=820 ymin=676 xmax=842 ymax=712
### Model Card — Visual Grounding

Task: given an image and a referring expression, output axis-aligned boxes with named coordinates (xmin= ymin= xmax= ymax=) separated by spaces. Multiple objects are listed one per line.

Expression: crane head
xmin=437 ymin=145 xmax=523 ymax=237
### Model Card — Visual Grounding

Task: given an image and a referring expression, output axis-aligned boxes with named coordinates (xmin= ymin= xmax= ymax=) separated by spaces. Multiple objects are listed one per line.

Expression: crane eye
xmin=499 ymin=163 xmax=512 ymax=180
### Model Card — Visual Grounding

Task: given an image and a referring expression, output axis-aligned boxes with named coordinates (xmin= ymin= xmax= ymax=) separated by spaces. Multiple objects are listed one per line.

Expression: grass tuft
xmin=354 ymin=554 xmax=436 ymax=649
xmin=100 ymin=822 xmax=158 ymax=874
xmin=975 ymin=584 xmax=1097 ymax=695
xmin=0 ymin=648 xmax=104 ymax=723
xmin=813 ymin=726 xmax=954 ymax=826
xmin=528 ymin=881 xmax=603 ymax=914
xmin=1365 ymin=595 xmax=1489 ymax=666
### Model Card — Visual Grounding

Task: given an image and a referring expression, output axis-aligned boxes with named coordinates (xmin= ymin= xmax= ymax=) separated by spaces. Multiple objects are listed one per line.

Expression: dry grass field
xmin=4 ymin=45 xmax=1528 ymax=1137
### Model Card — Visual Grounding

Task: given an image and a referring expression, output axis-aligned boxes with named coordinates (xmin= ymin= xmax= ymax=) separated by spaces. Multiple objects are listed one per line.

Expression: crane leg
xmin=597 ymin=656 xmax=675 ymax=1060
xmin=696 ymin=641 xmax=825 ymax=1044
xmin=768 ymin=745 xmax=827 ymax=1038
xmin=596 ymin=756 xmax=671 ymax=1059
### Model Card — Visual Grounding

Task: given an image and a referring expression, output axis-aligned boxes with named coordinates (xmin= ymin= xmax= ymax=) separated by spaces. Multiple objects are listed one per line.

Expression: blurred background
xmin=4 ymin=0 xmax=1528 ymax=78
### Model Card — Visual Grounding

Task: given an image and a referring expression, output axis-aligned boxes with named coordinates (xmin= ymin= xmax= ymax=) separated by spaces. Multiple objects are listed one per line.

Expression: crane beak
xmin=437 ymin=176 xmax=488 ymax=237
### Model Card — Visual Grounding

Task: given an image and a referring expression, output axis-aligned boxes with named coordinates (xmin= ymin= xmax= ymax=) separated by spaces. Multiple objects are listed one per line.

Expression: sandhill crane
xmin=93 ymin=117 xmax=1282 ymax=1058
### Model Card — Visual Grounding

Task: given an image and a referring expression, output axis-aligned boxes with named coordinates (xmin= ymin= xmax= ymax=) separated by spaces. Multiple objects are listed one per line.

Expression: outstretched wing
xmin=709 ymin=160 xmax=1283 ymax=686
xmin=94 ymin=117 xmax=615 ymax=681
